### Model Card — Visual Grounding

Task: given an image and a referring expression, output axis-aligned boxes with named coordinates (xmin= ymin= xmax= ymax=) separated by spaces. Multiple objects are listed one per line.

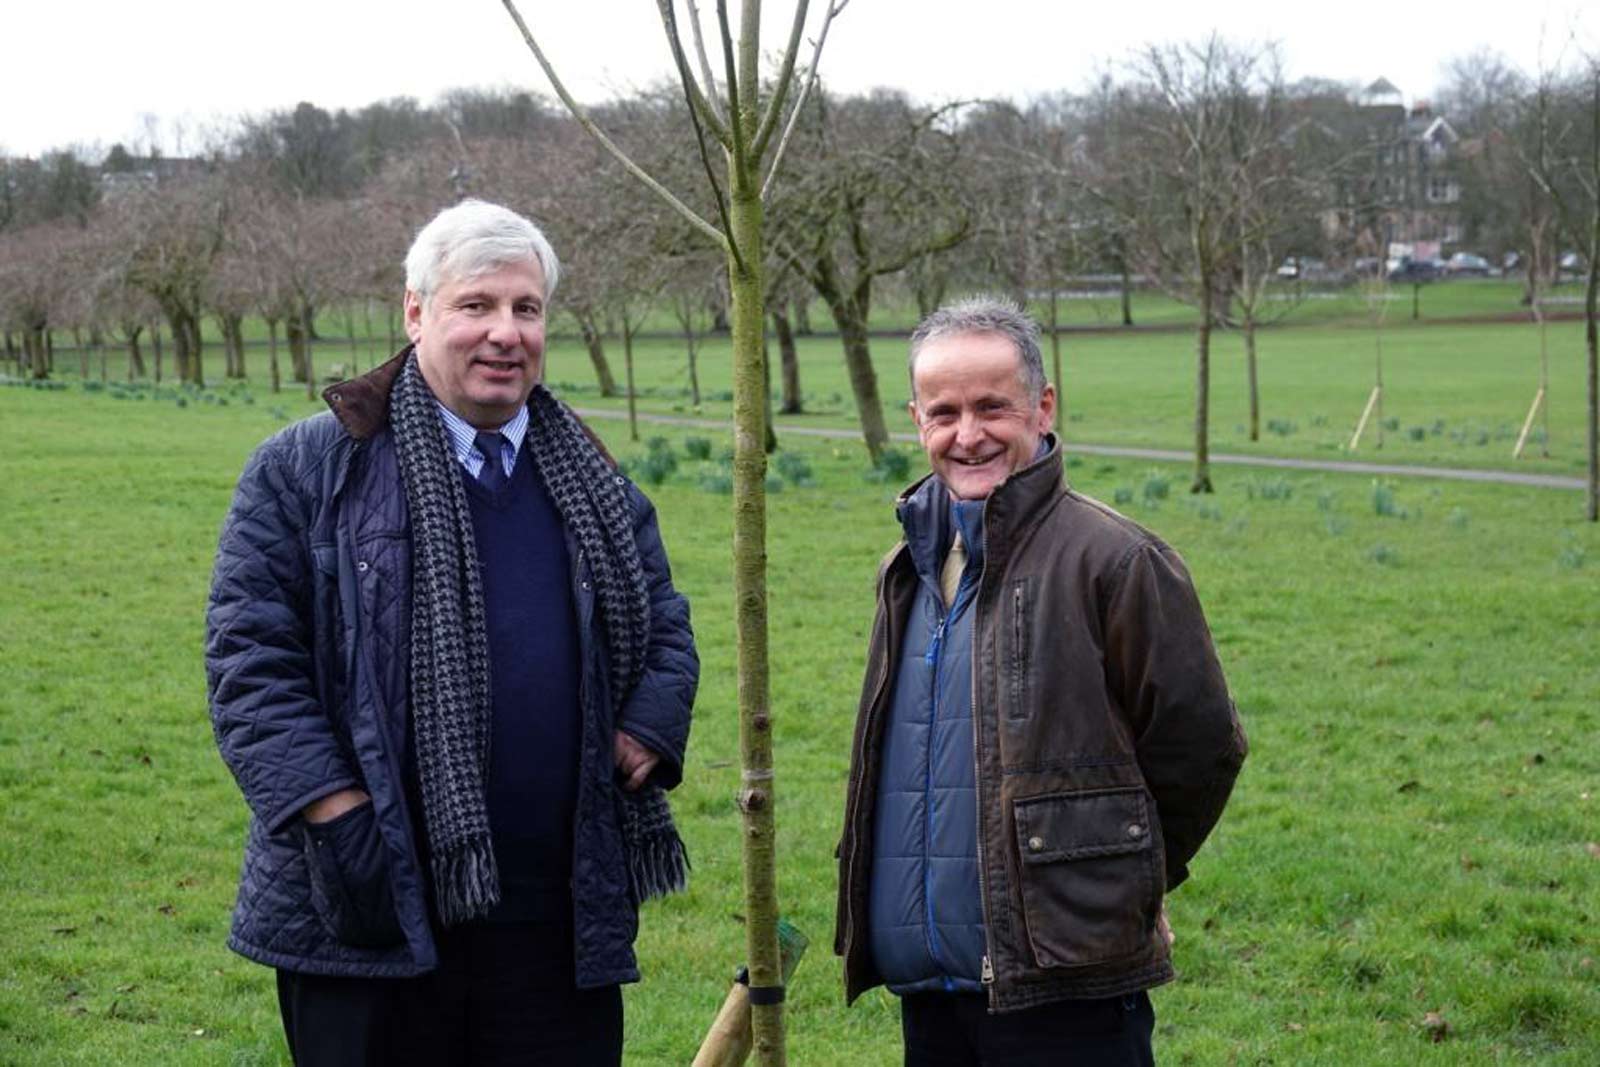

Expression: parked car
xmin=1275 ymin=255 xmax=1333 ymax=281
xmin=1388 ymin=256 xmax=1443 ymax=282
xmin=1445 ymin=252 xmax=1493 ymax=277
xmin=1351 ymin=256 xmax=1384 ymax=280
xmin=1560 ymin=251 xmax=1587 ymax=275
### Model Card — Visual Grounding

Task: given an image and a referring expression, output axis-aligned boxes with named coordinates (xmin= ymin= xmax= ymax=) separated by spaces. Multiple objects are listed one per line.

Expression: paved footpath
xmin=574 ymin=407 xmax=1588 ymax=492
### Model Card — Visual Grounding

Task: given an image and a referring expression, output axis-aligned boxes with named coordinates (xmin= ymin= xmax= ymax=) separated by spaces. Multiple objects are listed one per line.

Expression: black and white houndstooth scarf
xmin=389 ymin=351 xmax=687 ymax=926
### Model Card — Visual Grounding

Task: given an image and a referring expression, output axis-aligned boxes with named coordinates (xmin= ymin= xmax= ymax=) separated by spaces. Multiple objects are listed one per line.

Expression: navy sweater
xmin=463 ymin=456 xmax=583 ymax=923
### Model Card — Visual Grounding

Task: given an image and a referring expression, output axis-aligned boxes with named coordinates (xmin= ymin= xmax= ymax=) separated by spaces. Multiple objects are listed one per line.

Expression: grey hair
xmin=907 ymin=295 xmax=1047 ymax=401
xmin=404 ymin=199 xmax=561 ymax=307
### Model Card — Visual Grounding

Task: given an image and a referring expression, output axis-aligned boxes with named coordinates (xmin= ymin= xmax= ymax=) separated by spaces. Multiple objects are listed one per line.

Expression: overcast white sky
xmin=4 ymin=0 xmax=1599 ymax=158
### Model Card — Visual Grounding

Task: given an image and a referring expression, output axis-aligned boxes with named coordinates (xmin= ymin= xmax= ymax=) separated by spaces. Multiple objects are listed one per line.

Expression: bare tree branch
xmin=751 ymin=0 xmax=819 ymax=159
xmin=762 ymin=0 xmax=848 ymax=202
xmin=499 ymin=0 xmax=728 ymax=252
xmin=685 ymin=0 xmax=729 ymax=127
xmin=653 ymin=0 xmax=735 ymax=147
xmin=657 ymin=0 xmax=747 ymax=272
xmin=716 ymin=1 xmax=750 ymax=174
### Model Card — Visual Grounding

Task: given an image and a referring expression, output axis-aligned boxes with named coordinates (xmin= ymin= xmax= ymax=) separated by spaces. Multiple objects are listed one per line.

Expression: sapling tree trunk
xmin=623 ymin=312 xmax=640 ymax=443
xmin=501 ymin=3 xmax=848 ymax=1060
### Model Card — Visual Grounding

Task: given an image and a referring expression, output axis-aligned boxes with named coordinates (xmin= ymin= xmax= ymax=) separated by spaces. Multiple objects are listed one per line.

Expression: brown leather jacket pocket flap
xmin=1014 ymin=788 xmax=1152 ymax=865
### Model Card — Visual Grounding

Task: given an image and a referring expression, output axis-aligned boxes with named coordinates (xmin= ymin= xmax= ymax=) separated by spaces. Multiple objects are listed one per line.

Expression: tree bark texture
xmin=623 ymin=321 xmax=639 ymax=443
xmin=578 ymin=315 xmax=619 ymax=397
xmin=267 ymin=319 xmax=282 ymax=394
xmin=126 ymin=326 xmax=146 ymax=380
xmin=286 ymin=315 xmax=309 ymax=384
xmin=728 ymin=171 xmax=784 ymax=1067
xmin=1245 ymin=317 xmax=1260 ymax=442
xmin=819 ymin=286 xmax=889 ymax=459
xmin=773 ymin=309 xmax=802 ymax=414
xmin=1192 ymin=304 xmax=1213 ymax=493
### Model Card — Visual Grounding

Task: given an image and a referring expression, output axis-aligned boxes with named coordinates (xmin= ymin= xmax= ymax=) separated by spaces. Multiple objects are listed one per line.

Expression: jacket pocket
xmin=302 ymin=802 xmax=405 ymax=949
xmin=1012 ymin=787 xmax=1158 ymax=969
xmin=1004 ymin=578 xmax=1035 ymax=721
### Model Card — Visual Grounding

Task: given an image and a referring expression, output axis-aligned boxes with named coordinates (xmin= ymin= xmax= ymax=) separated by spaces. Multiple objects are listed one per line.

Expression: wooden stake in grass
xmin=692 ymin=919 xmax=809 ymax=1067
xmin=1513 ymin=386 xmax=1546 ymax=460
xmin=1349 ymin=384 xmax=1383 ymax=452
xmin=499 ymin=4 xmax=850 ymax=1063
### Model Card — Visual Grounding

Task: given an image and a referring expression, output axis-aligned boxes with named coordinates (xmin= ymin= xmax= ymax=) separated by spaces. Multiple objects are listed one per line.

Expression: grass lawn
xmin=1 ymin=344 xmax=1596 ymax=1064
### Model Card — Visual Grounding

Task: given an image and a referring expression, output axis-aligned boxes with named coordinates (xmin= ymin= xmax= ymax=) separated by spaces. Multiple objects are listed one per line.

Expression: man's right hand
xmin=303 ymin=788 xmax=371 ymax=825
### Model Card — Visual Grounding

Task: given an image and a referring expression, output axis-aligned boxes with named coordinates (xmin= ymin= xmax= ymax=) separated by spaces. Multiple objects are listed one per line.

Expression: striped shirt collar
xmin=433 ymin=401 xmax=530 ymax=479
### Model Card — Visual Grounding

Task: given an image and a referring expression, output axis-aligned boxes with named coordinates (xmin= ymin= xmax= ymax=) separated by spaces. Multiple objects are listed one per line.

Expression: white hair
xmin=404 ymin=199 xmax=561 ymax=307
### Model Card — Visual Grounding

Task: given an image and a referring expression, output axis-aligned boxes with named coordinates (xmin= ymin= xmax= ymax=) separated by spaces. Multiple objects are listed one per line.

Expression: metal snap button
xmin=1027 ymin=836 xmax=1045 ymax=852
xmin=1127 ymin=824 xmax=1146 ymax=838
xmin=356 ymin=561 xmax=369 ymax=573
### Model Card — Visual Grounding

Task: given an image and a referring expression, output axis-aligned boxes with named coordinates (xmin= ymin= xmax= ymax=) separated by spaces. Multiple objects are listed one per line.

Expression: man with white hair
xmin=207 ymin=199 xmax=697 ymax=1065
xmin=835 ymin=297 xmax=1246 ymax=1065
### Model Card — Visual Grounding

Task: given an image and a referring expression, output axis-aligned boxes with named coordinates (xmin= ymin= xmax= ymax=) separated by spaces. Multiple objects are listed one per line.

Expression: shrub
xmin=1407 ymin=425 xmax=1426 ymax=441
xmin=1266 ymin=418 xmax=1298 ymax=437
xmin=698 ymin=470 xmax=733 ymax=495
xmin=1112 ymin=486 xmax=1134 ymax=506
xmin=1372 ymin=480 xmax=1408 ymax=518
xmin=1141 ymin=470 xmax=1171 ymax=503
xmin=876 ymin=449 xmax=911 ymax=481
xmin=1368 ymin=543 xmax=1399 ymax=565
xmin=1246 ymin=476 xmax=1293 ymax=501
xmin=683 ymin=436 xmax=713 ymax=460
xmin=1447 ymin=507 xmax=1470 ymax=530
xmin=774 ymin=451 xmax=814 ymax=488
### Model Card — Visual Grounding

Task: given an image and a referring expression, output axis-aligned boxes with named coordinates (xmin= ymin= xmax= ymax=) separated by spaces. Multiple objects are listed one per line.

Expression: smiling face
xmin=405 ymin=259 xmax=547 ymax=429
xmin=909 ymin=330 xmax=1055 ymax=501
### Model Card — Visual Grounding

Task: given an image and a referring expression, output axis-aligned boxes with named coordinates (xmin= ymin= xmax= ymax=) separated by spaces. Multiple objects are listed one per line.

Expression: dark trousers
xmin=901 ymin=990 xmax=1155 ymax=1067
xmin=276 ymin=922 xmax=622 ymax=1067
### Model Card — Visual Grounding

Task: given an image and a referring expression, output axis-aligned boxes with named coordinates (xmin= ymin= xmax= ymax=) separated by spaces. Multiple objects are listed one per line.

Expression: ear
xmin=1036 ymin=382 xmax=1057 ymax=431
xmin=403 ymin=289 xmax=425 ymax=343
xmin=907 ymin=399 xmax=924 ymax=433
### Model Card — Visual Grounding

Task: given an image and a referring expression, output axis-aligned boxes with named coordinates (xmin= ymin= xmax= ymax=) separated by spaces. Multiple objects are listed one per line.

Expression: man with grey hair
xmin=835 ymin=297 xmax=1246 ymax=1065
xmin=207 ymin=199 xmax=697 ymax=1065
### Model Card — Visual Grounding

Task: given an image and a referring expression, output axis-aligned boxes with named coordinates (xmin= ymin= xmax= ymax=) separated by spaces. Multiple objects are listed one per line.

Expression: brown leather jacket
xmin=835 ymin=442 xmax=1247 ymax=1011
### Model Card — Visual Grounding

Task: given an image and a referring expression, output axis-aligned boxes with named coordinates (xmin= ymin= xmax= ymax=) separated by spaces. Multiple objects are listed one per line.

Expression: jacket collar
xmin=895 ymin=433 xmax=1065 ymax=562
xmin=324 ymin=346 xmax=621 ymax=468
xmin=322 ymin=347 xmax=411 ymax=440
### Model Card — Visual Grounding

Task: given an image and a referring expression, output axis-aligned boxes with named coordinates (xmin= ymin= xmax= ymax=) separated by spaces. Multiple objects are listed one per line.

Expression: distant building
xmin=1337 ymin=78 xmax=1463 ymax=254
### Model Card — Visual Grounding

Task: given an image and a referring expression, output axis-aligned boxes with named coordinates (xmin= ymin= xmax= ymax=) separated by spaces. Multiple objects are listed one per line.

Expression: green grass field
xmin=1 ymin=315 xmax=1596 ymax=1064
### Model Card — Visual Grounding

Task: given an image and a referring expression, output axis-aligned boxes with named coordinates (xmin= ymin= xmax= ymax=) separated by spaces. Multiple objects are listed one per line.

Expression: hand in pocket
xmin=303 ymin=801 xmax=405 ymax=949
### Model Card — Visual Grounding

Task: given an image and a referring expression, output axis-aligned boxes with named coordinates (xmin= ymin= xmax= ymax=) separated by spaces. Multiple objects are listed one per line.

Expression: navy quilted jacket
xmin=205 ymin=353 xmax=697 ymax=985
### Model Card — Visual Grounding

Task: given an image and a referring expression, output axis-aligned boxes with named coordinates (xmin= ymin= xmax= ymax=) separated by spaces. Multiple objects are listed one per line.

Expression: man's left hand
xmin=613 ymin=731 xmax=659 ymax=791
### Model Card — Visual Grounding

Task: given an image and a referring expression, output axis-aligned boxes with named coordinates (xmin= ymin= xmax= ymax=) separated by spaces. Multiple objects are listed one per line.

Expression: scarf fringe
xmin=432 ymin=837 xmax=502 ymax=927
xmin=627 ymin=823 xmax=690 ymax=904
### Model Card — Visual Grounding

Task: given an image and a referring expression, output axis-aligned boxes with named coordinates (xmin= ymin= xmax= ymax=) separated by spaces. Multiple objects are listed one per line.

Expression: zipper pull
xmin=981 ymin=955 xmax=994 ymax=984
